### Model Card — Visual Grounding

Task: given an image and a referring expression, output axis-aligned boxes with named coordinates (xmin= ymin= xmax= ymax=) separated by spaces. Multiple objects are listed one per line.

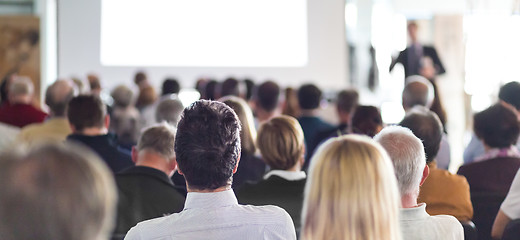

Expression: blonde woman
xmin=220 ymin=96 xmax=266 ymax=189
xmin=301 ymin=135 xmax=401 ymax=240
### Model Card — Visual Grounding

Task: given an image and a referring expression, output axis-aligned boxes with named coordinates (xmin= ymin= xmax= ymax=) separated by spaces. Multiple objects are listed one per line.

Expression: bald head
xmin=402 ymin=76 xmax=434 ymax=111
xmin=45 ymin=80 xmax=75 ymax=117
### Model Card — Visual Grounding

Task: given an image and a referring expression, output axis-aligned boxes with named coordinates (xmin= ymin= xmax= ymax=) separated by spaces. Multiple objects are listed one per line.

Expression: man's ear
xmin=419 ymin=164 xmax=430 ymax=186
xmin=69 ymin=124 xmax=77 ymax=133
xmin=104 ymin=115 xmax=110 ymax=129
xmin=131 ymin=146 xmax=138 ymax=164
xmin=167 ymin=157 xmax=178 ymax=177
xmin=232 ymin=155 xmax=241 ymax=174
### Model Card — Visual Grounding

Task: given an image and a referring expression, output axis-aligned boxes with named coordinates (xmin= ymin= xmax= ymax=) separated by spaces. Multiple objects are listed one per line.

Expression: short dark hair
xmin=134 ymin=71 xmax=147 ymax=85
xmin=67 ymin=95 xmax=106 ymax=132
xmin=243 ymin=79 xmax=255 ymax=100
xmin=220 ymin=78 xmax=240 ymax=97
xmin=161 ymin=78 xmax=180 ymax=96
xmin=351 ymin=105 xmax=383 ymax=137
xmin=336 ymin=89 xmax=359 ymax=113
xmin=203 ymin=80 xmax=217 ymax=100
xmin=474 ymin=104 xmax=519 ymax=148
xmin=499 ymin=81 xmax=520 ymax=110
xmin=254 ymin=81 xmax=280 ymax=112
xmin=298 ymin=84 xmax=322 ymax=110
xmin=399 ymin=107 xmax=443 ymax=163
xmin=174 ymin=100 xmax=241 ymax=190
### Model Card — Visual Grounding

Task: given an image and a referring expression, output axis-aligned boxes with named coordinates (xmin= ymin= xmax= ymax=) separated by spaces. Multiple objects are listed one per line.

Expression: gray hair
xmin=111 ymin=85 xmax=134 ymax=108
xmin=45 ymin=79 xmax=75 ymax=117
xmin=374 ymin=125 xmax=426 ymax=197
xmin=0 ymin=143 xmax=116 ymax=240
xmin=137 ymin=123 xmax=177 ymax=161
xmin=155 ymin=95 xmax=184 ymax=126
xmin=402 ymin=75 xmax=434 ymax=110
xmin=9 ymin=76 xmax=34 ymax=97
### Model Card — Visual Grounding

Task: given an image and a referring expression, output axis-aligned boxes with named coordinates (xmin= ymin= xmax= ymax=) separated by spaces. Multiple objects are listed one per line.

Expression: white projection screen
xmin=58 ymin=0 xmax=347 ymax=90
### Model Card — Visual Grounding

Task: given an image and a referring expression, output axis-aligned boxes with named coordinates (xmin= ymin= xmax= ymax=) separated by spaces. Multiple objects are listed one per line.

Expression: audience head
xmin=87 ymin=74 xmax=101 ymax=94
xmin=351 ymin=105 xmax=383 ymax=137
xmin=67 ymin=95 xmax=107 ymax=133
xmin=155 ymin=95 xmax=184 ymax=126
xmin=8 ymin=76 xmax=34 ymax=104
xmin=243 ymin=78 xmax=255 ymax=101
xmin=302 ymin=135 xmax=401 ymax=240
xmin=161 ymin=78 xmax=180 ymax=96
xmin=220 ymin=96 xmax=257 ymax=155
xmin=135 ymin=86 xmax=158 ymax=109
xmin=133 ymin=71 xmax=148 ymax=89
xmin=254 ymin=80 xmax=280 ymax=114
xmin=399 ymin=106 xmax=443 ymax=163
xmin=408 ymin=21 xmax=418 ymax=42
xmin=110 ymin=109 xmax=140 ymax=146
xmin=203 ymin=80 xmax=218 ymax=100
xmin=0 ymin=143 xmax=116 ymax=240
xmin=336 ymin=89 xmax=359 ymax=122
xmin=135 ymin=124 xmax=178 ymax=175
xmin=174 ymin=100 xmax=241 ymax=191
xmin=219 ymin=77 xmax=241 ymax=98
xmin=474 ymin=103 xmax=520 ymax=149
xmin=298 ymin=84 xmax=322 ymax=110
xmin=110 ymin=85 xmax=133 ymax=109
xmin=257 ymin=115 xmax=304 ymax=171
xmin=374 ymin=126 xmax=426 ymax=197
xmin=402 ymin=75 xmax=434 ymax=110
xmin=282 ymin=87 xmax=300 ymax=118
xmin=499 ymin=81 xmax=520 ymax=111
xmin=45 ymin=79 xmax=75 ymax=117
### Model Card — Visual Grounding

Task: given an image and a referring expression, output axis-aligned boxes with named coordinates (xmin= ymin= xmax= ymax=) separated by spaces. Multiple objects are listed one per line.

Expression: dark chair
xmin=461 ymin=220 xmax=478 ymax=240
xmin=502 ymin=219 xmax=520 ymax=240
xmin=111 ymin=234 xmax=125 ymax=240
xmin=470 ymin=192 xmax=506 ymax=240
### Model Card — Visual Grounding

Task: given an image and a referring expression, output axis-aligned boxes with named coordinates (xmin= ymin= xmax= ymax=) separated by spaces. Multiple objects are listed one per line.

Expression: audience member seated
xmin=492 ymin=169 xmax=520 ymax=239
xmin=301 ymin=135 xmax=401 ymax=240
xmin=0 ymin=143 xmax=116 ymax=240
xmin=201 ymin=80 xmax=218 ymax=100
xmin=351 ymin=105 xmax=383 ymax=137
xmin=220 ymin=96 xmax=266 ymax=189
xmin=110 ymin=85 xmax=141 ymax=150
xmin=0 ymin=76 xmax=47 ymax=128
xmin=155 ymin=95 xmax=184 ymax=126
xmin=458 ymin=103 xmax=520 ymax=194
xmin=401 ymin=107 xmax=473 ymax=221
xmin=135 ymin=86 xmax=158 ymax=112
xmin=464 ymin=81 xmax=520 ymax=165
xmin=375 ymin=126 xmax=463 ymax=240
xmin=115 ymin=124 xmax=185 ymax=235
xmin=161 ymin=78 xmax=180 ymax=96
xmin=218 ymin=77 xmax=242 ymax=99
xmin=67 ymin=95 xmax=134 ymax=174
xmin=252 ymin=81 xmax=281 ymax=124
xmin=402 ymin=75 xmax=451 ymax=169
xmin=282 ymin=87 xmax=300 ymax=118
xmin=297 ymin=84 xmax=334 ymax=171
xmin=125 ymin=100 xmax=296 ymax=240
xmin=133 ymin=71 xmax=150 ymax=91
xmin=16 ymin=79 xmax=75 ymax=146
xmin=236 ymin=115 xmax=306 ymax=232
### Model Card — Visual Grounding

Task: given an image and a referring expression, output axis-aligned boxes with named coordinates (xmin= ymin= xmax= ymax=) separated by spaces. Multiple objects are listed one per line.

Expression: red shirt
xmin=0 ymin=103 xmax=47 ymax=128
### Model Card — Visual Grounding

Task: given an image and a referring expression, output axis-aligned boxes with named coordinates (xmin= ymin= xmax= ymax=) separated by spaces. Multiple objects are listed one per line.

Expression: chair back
xmin=470 ymin=192 xmax=506 ymax=240
xmin=502 ymin=219 xmax=520 ymax=240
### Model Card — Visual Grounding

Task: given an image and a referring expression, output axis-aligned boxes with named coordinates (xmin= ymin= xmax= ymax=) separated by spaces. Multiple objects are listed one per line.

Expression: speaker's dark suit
xmin=389 ymin=45 xmax=445 ymax=78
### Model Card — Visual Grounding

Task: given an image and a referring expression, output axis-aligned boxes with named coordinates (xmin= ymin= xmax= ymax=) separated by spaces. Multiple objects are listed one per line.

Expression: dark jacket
xmin=389 ymin=45 xmax=446 ymax=78
xmin=114 ymin=166 xmax=185 ymax=234
xmin=458 ymin=156 xmax=520 ymax=195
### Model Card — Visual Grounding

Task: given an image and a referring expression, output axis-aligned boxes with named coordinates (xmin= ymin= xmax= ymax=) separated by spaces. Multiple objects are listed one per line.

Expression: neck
xmin=135 ymin=151 xmax=171 ymax=176
xmin=300 ymin=109 xmax=318 ymax=117
xmin=77 ymin=127 xmax=108 ymax=136
xmin=187 ymin=185 xmax=231 ymax=193
xmin=401 ymin=192 xmax=419 ymax=208
xmin=256 ymin=108 xmax=277 ymax=122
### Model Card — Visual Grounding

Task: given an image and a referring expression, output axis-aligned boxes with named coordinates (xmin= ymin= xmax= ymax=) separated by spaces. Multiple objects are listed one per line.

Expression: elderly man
xmin=375 ymin=125 xmax=463 ymax=239
xmin=115 ymin=124 xmax=185 ymax=235
xmin=0 ymin=76 xmax=47 ymax=127
xmin=17 ymin=79 xmax=75 ymax=145
xmin=67 ymin=95 xmax=133 ymax=174
xmin=0 ymin=143 xmax=117 ymax=240
xmin=125 ymin=100 xmax=296 ymax=240
xmin=400 ymin=107 xmax=473 ymax=222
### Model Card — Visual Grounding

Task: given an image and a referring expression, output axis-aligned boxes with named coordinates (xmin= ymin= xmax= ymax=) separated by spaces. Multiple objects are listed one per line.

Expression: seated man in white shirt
xmin=374 ymin=126 xmax=463 ymax=240
xmin=125 ymin=100 xmax=296 ymax=240
xmin=492 ymin=169 xmax=520 ymax=239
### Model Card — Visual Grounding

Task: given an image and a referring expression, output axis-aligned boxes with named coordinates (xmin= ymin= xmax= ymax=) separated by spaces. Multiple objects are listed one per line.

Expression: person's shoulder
xmin=429 ymin=214 xmax=463 ymax=231
xmin=239 ymin=204 xmax=293 ymax=224
xmin=125 ymin=214 xmax=178 ymax=239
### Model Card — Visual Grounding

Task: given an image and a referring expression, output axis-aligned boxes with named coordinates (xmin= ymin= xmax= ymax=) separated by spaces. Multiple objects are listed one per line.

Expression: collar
xmin=183 ymin=189 xmax=238 ymax=210
xmin=118 ymin=166 xmax=173 ymax=186
xmin=474 ymin=145 xmax=520 ymax=163
xmin=400 ymin=203 xmax=430 ymax=221
xmin=264 ymin=170 xmax=306 ymax=181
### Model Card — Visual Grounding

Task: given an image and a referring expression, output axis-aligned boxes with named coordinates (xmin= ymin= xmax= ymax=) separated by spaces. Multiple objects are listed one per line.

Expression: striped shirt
xmin=125 ymin=189 xmax=296 ymax=240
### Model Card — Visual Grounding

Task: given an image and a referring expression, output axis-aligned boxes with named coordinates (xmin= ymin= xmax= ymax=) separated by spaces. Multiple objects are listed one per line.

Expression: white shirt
xmin=400 ymin=203 xmax=464 ymax=240
xmin=124 ymin=190 xmax=296 ymax=240
xmin=501 ymin=169 xmax=520 ymax=219
xmin=263 ymin=170 xmax=306 ymax=181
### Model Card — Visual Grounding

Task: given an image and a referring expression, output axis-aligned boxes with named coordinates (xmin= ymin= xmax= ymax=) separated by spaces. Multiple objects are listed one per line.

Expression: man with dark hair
xmin=17 ymin=79 xmax=75 ymax=145
xmin=297 ymin=84 xmax=334 ymax=171
xmin=253 ymin=81 xmax=280 ymax=123
xmin=464 ymin=81 xmax=520 ymax=164
xmin=67 ymin=95 xmax=133 ymax=174
xmin=114 ymin=124 xmax=185 ymax=235
xmin=400 ymin=107 xmax=473 ymax=222
xmin=161 ymin=78 xmax=180 ymax=96
xmin=125 ymin=100 xmax=296 ymax=240
xmin=314 ymin=89 xmax=359 ymax=144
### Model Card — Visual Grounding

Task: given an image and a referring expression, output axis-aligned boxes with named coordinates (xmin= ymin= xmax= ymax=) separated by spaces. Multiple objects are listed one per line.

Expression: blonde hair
xmin=257 ymin=115 xmax=304 ymax=170
xmin=220 ymin=96 xmax=257 ymax=154
xmin=301 ymin=135 xmax=401 ymax=240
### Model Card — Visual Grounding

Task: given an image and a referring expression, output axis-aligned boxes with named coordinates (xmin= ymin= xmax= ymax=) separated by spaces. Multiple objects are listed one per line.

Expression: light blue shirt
xmin=124 ymin=189 xmax=296 ymax=240
xmin=463 ymin=134 xmax=520 ymax=165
